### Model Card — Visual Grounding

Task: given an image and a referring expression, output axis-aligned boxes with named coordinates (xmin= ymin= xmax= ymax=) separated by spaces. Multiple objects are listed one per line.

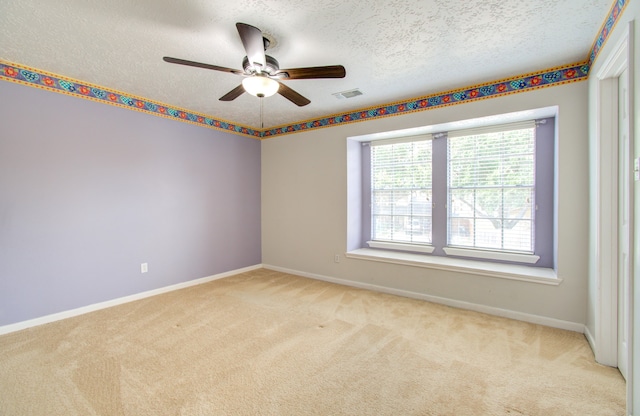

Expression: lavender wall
xmin=0 ymin=81 xmax=261 ymax=326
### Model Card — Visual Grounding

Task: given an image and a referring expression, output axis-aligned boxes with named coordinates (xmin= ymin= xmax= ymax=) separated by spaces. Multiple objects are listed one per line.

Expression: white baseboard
xmin=263 ymin=264 xmax=586 ymax=333
xmin=584 ymin=325 xmax=596 ymax=354
xmin=0 ymin=264 xmax=262 ymax=336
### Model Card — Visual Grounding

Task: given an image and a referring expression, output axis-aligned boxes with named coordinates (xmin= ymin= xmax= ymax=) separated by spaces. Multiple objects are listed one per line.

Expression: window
xmin=363 ymin=118 xmax=554 ymax=267
xmin=447 ymin=123 xmax=535 ymax=253
xmin=371 ymin=136 xmax=432 ymax=245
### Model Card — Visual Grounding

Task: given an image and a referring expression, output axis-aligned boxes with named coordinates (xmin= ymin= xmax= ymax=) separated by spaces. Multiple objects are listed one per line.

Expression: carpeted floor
xmin=0 ymin=268 xmax=625 ymax=415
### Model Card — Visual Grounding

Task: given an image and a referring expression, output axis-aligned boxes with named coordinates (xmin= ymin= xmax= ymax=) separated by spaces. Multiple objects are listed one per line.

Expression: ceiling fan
xmin=163 ymin=23 xmax=346 ymax=107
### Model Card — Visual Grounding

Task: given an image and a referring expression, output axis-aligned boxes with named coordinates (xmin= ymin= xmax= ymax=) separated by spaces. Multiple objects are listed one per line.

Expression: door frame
xmin=594 ymin=20 xmax=634 ymax=413
xmin=618 ymin=66 xmax=631 ymax=381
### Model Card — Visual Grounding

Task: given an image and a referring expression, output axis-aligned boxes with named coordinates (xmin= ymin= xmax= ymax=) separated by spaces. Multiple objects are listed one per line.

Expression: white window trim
xmin=442 ymin=247 xmax=540 ymax=264
xmin=369 ymin=133 xmax=433 ymax=146
xmin=347 ymin=107 xmax=556 ymax=144
xmin=367 ymin=240 xmax=435 ymax=253
xmin=447 ymin=120 xmax=536 ymax=137
xmin=346 ymin=248 xmax=560 ymax=285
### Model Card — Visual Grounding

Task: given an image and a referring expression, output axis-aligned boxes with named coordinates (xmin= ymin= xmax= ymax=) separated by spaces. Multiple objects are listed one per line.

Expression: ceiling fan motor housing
xmin=242 ymin=55 xmax=281 ymax=76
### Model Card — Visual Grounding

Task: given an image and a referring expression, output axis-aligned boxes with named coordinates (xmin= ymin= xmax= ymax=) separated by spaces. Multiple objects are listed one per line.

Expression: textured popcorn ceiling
xmin=0 ymin=0 xmax=612 ymax=129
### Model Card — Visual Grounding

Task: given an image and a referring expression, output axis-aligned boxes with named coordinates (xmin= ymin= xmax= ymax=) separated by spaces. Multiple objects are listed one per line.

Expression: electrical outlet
xmin=141 ymin=263 xmax=148 ymax=273
xmin=334 ymin=254 xmax=341 ymax=263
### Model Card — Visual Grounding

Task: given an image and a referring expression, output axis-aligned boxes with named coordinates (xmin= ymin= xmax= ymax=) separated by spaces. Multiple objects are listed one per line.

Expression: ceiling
xmin=0 ymin=0 xmax=614 ymax=130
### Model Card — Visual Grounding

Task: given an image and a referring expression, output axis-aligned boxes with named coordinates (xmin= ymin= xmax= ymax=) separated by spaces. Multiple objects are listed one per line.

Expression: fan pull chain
xmin=260 ymin=96 xmax=264 ymax=129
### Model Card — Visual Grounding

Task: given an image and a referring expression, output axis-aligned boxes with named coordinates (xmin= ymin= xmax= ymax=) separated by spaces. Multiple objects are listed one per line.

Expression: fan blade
xmin=219 ymin=85 xmax=246 ymax=101
xmin=277 ymin=82 xmax=311 ymax=107
xmin=277 ymin=65 xmax=346 ymax=80
xmin=163 ymin=57 xmax=244 ymax=75
xmin=236 ymin=23 xmax=267 ymax=71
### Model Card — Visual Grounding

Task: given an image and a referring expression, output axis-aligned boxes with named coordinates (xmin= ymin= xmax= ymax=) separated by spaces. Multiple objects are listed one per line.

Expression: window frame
xmin=369 ymin=134 xmax=434 ymax=247
xmin=361 ymin=116 xmax=555 ymax=268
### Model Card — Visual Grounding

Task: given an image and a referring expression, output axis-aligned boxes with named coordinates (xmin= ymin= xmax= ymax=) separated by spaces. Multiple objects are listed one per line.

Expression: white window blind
xmin=447 ymin=123 xmax=536 ymax=253
xmin=370 ymin=135 xmax=432 ymax=245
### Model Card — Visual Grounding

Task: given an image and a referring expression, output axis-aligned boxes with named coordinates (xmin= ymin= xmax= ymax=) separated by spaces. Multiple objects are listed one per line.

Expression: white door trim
xmin=594 ymin=73 xmax=619 ymax=366
xmin=594 ymin=35 xmax=625 ymax=368
xmin=594 ymin=21 xmax=634 ymax=414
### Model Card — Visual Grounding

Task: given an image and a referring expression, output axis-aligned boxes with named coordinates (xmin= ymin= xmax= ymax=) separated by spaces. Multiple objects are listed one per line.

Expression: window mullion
xmin=431 ymin=134 xmax=448 ymax=254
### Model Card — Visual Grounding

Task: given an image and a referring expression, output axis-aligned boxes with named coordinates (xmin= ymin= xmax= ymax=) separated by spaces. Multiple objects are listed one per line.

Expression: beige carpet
xmin=0 ymin=268 xmax=625 ymax=415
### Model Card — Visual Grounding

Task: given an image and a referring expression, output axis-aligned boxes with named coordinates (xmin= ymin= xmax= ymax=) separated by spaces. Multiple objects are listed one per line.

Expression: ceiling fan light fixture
xmin=242 ymin=75 xmax=279 ymax=98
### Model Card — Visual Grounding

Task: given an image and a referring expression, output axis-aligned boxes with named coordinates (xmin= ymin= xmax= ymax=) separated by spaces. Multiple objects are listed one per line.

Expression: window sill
xmin=367 ymin=240 xmax=435 ymax=253
xmin=345 ymin=248 xmax=561 ymax=285
xmin=443 ymin=247 xmax=540 ymax=264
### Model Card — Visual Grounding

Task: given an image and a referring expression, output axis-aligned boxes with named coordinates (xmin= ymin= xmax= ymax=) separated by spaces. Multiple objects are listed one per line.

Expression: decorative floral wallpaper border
xmin=0 ymin=0 xmax=627 ymax=139
xmin=263 ymin=62 xmax=588 ymax=137
xmin=588 ymin=0 xmax=627 ymax=66
xmin=0 ymin=61 xmax=262 ymax=138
